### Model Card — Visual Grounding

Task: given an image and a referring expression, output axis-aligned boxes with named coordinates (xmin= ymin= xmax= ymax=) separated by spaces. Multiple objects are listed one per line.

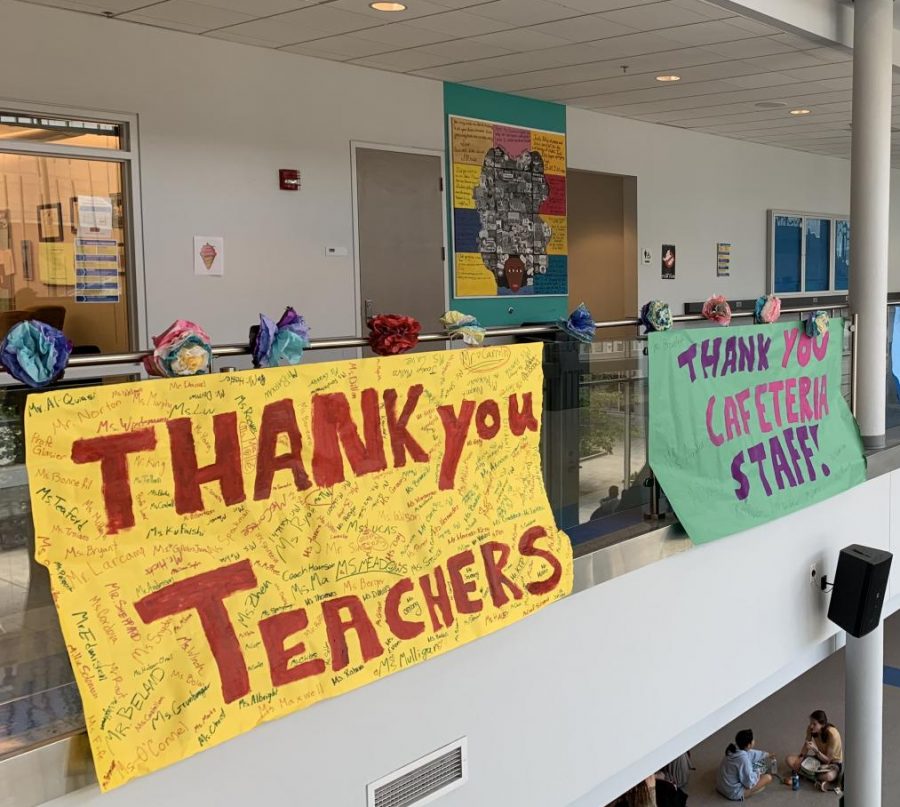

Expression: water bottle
xmin=792 ymin=772 xmax=800 ymax=791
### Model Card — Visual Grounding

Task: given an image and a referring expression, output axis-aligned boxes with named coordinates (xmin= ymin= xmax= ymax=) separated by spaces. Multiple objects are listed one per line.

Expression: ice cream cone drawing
xmin=199 ymin=242 xmax=217 ymax=271
xmin=193 ymin=236 xmax=224 ymax=276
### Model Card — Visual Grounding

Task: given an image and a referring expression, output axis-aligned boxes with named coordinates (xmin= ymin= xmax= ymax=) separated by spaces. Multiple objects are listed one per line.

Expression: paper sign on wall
xmin=77 ymin=196 xmax=113 ymax=237
xmin=717 ymin=242 xmax=732 ymax=277
xmin=75 ymin=237 xmax=120 ymax=303
xmin=649 ymin=321 xmax=865 ymax=543
xmin=26 ymin=344 xmax=573 ymax=790
xmin=38 ymin=242 xmax=75 ymax=285
xmin=194 ymin=236 xmax=224 ymax=276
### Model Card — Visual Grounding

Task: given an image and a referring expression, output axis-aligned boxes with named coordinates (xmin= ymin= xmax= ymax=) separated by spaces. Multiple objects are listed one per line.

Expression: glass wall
xmin=0 ymin=111 xmax=133 ymax=352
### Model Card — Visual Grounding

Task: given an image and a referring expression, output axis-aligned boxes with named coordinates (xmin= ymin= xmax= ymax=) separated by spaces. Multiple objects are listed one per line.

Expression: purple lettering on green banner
xmin=649 ymin=321 xmax=864 ymax=543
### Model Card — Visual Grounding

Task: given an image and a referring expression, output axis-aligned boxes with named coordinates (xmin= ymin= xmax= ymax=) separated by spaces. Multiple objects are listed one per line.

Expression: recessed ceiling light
xmin=370 ymin=1 xmax=406 ymax=10
xmin=790 ymin=108 xmax=812 ymax=116
xmin=656 ymin=74 xmax=681 ymax=82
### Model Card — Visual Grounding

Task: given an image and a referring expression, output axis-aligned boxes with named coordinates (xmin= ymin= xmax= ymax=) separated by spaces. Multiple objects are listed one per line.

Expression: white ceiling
xmin=16 ymin=0 xmax=900 ymax=166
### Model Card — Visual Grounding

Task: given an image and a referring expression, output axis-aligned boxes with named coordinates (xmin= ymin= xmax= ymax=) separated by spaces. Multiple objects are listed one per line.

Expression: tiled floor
xmin=682 ymin=612 xmax=900 ymax=805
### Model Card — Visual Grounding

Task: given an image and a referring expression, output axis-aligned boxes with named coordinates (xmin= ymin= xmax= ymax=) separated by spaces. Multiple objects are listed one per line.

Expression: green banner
xmin=649 ymin=319 xmax=865 ymax=544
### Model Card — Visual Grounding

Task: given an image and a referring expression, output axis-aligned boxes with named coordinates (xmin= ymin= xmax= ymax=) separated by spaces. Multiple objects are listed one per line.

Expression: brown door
xmin=355 ymin=148 xmax=446 ymax=346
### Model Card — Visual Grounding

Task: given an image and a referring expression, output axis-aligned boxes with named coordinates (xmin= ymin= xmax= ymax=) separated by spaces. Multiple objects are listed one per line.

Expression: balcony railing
xmin=0 ymin=302 xmax=858 ymax=805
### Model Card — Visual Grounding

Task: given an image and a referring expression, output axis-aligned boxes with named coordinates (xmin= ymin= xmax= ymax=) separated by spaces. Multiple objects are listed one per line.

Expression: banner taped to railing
xmin=26 ymin=343 xmax=572 ymax=790
xmin=649 ymin=319 xmax=865 ymax=543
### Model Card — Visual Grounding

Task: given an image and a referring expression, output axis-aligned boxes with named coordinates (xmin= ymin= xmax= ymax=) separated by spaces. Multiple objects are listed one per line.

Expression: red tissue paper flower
xmin=367 ymin=314 xmax=421 ymax=356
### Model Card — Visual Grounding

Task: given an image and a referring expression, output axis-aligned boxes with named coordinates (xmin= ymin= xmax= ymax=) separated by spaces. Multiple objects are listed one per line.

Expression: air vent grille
xmin=368 ymin=739 xmax=468 ymax=807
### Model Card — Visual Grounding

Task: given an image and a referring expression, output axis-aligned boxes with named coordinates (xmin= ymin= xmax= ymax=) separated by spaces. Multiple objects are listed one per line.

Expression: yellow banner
xmin=27 ymin=345 xmax=572 ymax=790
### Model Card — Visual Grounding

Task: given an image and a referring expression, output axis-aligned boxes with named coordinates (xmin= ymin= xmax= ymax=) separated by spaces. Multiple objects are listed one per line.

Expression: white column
xmin=849 ymin=0 xmax=894 ymax=448
xmin=845 ymin=624 xmax=884 ymax=806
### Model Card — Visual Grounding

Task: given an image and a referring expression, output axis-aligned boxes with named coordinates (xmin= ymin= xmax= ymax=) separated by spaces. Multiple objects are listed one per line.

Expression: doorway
xmin=567 ymin=169 xmax=637 ymax=322
xmin=353 ymin=146 xmax=447 ymax=344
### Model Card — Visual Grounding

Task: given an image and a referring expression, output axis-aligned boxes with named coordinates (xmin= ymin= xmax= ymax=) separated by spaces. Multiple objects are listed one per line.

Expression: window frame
xmin=0 ymin=100 xmax=146 ymax=354
xmin=767 ymin=209 xmax=849 ymax=298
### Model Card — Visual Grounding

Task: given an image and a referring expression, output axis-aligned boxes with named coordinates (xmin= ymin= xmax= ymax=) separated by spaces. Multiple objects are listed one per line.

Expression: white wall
xmin=0 ymin=0 xmax=443 ymax=347
xmin=39 ymin=469 xmax=899 ymax=807
xmin=567 ymin=106 xmax=861 ymax=310
xmin=3 ymin=0 xmax=893 ymax=346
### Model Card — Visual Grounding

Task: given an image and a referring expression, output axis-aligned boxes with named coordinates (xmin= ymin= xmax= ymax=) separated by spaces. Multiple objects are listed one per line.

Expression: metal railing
xmin=46 ymin=303 xmax=850 ymax=369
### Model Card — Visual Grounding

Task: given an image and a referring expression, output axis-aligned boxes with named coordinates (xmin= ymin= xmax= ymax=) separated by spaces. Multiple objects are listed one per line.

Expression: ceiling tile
xmin=327 ymin=0 xmax=457 ymax=19
xmin=659 ymin=20 xmax=764 ymax=46
xmin=351 ymin=48 xmax=455 ymax=70
xmin=116 ymin=12 xmax=210 ymax=32
xmin=191 ymin=0 xmax=313 ymax=14
xmin=545 ymin=0 xmax=666 ymax=11
xmin=422 ymin=38 xmax=515 ymax=60
xmin=205 ymin=29 xmax=285 ymax=46
xmin=702 ymin=36 xmax=797 ymax=59
xmin=781 ymin=62 xmax=854 ymax=81
xmin=406 ymin=9 xmax=508 ymax=35
xmin=25 ymin=0 xmax=154 ymax=10
xmin=350 ymin=21 xmax=451 ymax=46
xmin=467 ymin=28 xmax=572 ymax=52
xmin=667 ymin=0 xmax=734 ymax=19
xmin=723 ymin=72 xmax=800 ymax=90
xmin=269 ymin=4 xmax=381 ymax=34
xmin=599 ymin=0 xmax=730 ymax=31
xmin=119 ymin=1 xmax=254 ymax=30
xmin=742 ymin=51 xmax=832 ymax=71
xmin=528 ymin=15 xmax=638 ymax=43
xmin=213 ymin=16 xmax=333 ymax=45
xmin=469 ymin=0 xmax=582 ymax=24
xmin=281 ymin=33 xmax=391 ymax=57
xmin=726 ymin=15 xmax=782 ymax=35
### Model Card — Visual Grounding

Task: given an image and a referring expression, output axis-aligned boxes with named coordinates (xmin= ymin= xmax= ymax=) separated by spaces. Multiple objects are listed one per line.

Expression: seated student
xmin=716 ymin=729 xmax=774 ymax=801
xmin=784 ymin=709 xmax=843 ymax=792
xmin=590 ymin=486 xmax=620 ymax=520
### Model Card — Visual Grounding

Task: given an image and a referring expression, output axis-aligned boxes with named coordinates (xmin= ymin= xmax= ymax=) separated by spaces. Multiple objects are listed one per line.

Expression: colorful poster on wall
xmin=661 ymin=244 xmax=676 ymax=280
xmin=75 ymin=237 xmax=120 ymax=303
xmin=26 ymin=344 xmax=573 ymax=790
xmin=717 ymin=242 xmax=732 ymax=277
xmin=649 ymin=320 xmax=865 ymax=544
xmin=449 ymin=115 xmax=567 ymax=298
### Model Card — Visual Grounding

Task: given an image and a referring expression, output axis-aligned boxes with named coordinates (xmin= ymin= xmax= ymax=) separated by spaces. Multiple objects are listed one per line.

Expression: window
xmin=769 ymin=210 xmax=849 ymax=296
xmin=0 ymin=107 xmax=139 ymax=352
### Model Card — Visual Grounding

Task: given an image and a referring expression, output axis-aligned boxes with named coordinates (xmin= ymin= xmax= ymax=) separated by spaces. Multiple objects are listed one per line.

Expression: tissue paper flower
xmin=143 ymin=320 xmax=212 ymax=377
xmin=367 ymin=314 xmax=421 ymax=356
xmin=252 ymin=307 xmax=310 ymax=368
xmin=0 ymin=319 xmax=72 ymax=388
xmin=441 ymin=310 xmax=486 ymax=347
xmin=754 ymin=294 xmax=781 ymax=324
xmin=639 ymin=300 xmax=672 ymax=333
xmin=702 ymin=295 xmax=732 ymax=326
xmin=560 ymin=303 xmax=596 ymax=343
xmin=806 ymin=310 xmax=830 ymax=338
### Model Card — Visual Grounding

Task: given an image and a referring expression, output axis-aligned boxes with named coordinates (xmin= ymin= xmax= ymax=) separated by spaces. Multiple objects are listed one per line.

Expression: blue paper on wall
xmin=892 ymin=307 xmax=900 ymax=400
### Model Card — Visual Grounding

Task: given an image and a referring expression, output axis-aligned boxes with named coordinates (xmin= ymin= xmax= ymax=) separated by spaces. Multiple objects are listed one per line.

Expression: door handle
xmin=364 ymin=299 xmax=374 ymax=320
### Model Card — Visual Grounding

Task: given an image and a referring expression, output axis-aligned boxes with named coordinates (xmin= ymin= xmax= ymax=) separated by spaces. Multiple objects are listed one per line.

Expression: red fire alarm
xmin=279 ymin=169 xmax=300 ymax=191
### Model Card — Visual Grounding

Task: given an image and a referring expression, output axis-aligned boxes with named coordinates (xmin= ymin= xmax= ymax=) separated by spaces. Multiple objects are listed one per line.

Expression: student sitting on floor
xmin=783 ymin=709 xmax=843 ymax=792
xmin=716 ymin=729 xmax=774 ymax=801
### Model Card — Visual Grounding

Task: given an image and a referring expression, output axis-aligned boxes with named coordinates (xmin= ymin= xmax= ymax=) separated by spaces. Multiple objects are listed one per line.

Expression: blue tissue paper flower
xmin=561 ymin=303 xmax=596 ymax=343
xmin=252 ymin=307 xmax=310 ymax=368
xmin=640 ymin=300 xmax=672 ymax=333
xmin=0 ymin=319 xmax=72 ymax=388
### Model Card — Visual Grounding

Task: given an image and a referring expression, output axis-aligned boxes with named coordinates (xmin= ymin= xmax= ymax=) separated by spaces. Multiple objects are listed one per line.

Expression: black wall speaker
xmin=827 ymin=545 xmax=893 ymax=639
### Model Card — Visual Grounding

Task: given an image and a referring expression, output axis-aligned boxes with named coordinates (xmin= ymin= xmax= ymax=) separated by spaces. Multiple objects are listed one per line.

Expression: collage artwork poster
xmin=649 ymin=320 xmax=866 ymax=543
xmin=26 ymin=344 xmax=573 ymax=790
xmin=450 ymin=115 xmax=568 ymax=298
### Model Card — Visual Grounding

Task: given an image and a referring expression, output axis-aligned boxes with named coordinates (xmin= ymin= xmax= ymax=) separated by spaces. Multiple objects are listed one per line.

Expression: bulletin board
xmin=449 ymin=114 xmax=567 ymax=299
